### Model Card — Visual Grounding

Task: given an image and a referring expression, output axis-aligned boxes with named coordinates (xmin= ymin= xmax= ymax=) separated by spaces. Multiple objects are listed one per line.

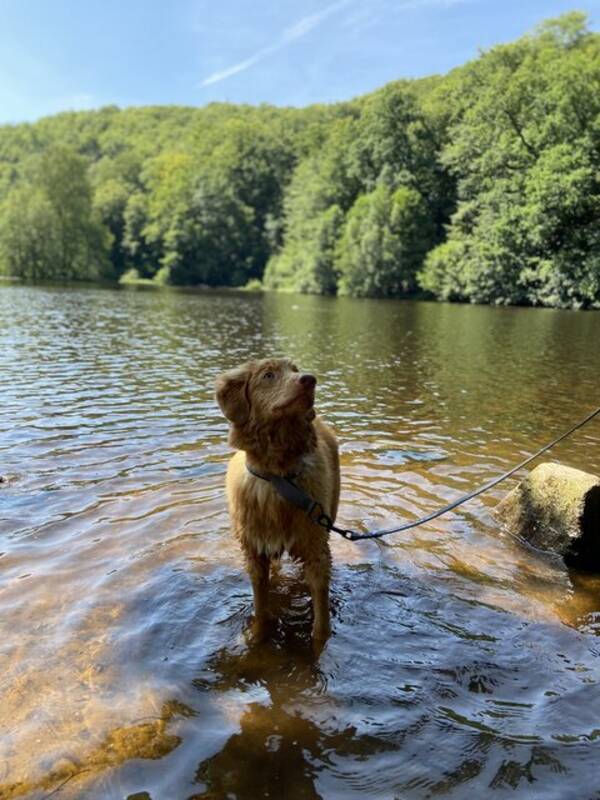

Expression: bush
xmin=119 ymin=268 xmax=141 ymax=284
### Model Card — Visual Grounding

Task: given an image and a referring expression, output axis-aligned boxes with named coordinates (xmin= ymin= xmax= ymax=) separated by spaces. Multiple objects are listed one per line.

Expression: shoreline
xmin=1 ymin=276 xmax=598 ymax=312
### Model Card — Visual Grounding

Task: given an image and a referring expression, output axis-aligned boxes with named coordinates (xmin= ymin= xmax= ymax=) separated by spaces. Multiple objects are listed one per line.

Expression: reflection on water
xmin=1 ymin=284 xmax=600 ymax=799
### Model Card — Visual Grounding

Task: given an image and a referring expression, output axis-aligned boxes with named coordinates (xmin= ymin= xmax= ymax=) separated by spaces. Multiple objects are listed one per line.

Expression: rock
xmin=495 ymin=462 xmax=600 ymax=570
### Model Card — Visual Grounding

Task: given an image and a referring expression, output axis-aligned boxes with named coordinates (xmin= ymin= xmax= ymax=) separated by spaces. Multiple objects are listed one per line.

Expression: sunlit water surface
xmin=1 ymin=285 xmax=600 ymax=800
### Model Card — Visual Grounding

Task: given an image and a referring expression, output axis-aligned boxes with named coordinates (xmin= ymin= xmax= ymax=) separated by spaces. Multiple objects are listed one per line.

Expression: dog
xmin=216 ymin=358 xmax=340 ymax=643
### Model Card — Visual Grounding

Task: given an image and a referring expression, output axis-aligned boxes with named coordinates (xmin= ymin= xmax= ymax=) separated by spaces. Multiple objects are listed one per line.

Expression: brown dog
xmin=216 ymin=358 xmax=340 ymax=642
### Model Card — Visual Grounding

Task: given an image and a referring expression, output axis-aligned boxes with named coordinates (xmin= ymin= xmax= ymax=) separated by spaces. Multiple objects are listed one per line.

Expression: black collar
xmin=246 ymin=462 xmax=302 ymax=482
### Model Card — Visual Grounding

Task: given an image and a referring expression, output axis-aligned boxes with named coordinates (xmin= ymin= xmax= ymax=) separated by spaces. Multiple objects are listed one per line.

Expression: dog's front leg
xmin=304 ymin=551 xmax=331 ymax=644
xmin=244 ymin=546 xmax=271 ymax=638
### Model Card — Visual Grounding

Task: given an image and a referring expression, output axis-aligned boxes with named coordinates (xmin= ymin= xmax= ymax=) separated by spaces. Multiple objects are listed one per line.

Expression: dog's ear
xmin=215 ymin=365 xmax=252 ymax=426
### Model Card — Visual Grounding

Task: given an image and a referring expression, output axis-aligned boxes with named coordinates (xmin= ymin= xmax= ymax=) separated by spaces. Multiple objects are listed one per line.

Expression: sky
xmin=1 ymin=0 xmax=599 ymax=124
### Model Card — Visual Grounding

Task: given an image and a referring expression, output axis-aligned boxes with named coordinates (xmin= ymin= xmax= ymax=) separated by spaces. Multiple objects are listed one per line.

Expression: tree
xmin=336 ymin=184 xmax=434 ymax=297
xmin=91 ymin=151 xmax=143 ymax=277
xmin=420 ymin=12 xmax=600 ymax=308
xmin=0 ymin=146 xmax=111 ymax=280
xmin=265 ymin=203 xmax=344 ymax=294
xmin=129 ymin=119 xmax=297 ymax=286
xmin=264 ymin=118 xmax=360 ymax=292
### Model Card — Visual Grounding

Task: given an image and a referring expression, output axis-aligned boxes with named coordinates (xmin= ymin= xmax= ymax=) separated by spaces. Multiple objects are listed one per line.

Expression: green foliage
xmin=91 ymin=150 xmax=143 ymax=275
xmin=349 ymin=82 xmax=453 ymax=232
xmin=243 ymin=278 xmax=263 ymax=292
xmin=0 ymin=146 xmax=111 ymax=280
xmin=119 ymin=267 xmax=143 ymax=284
xmin=264 ymin=85 xmax=446 ymax=297
xmin=419 ymin=11 xmax=600 ymax=308
xmin=264 ymin=201 xmax=345 ymax=294
xmin=153 ymin=265 xmax=171 ymax=286
xmin=0 ymin=13 xmax=599 ymax=307
xmin=264 ymin=119 xmax=360 ymax=293
xmin=419 ymin=240 xmax=469 ymax=301
xmin=336 ymin=185 xmax=433 ymax=297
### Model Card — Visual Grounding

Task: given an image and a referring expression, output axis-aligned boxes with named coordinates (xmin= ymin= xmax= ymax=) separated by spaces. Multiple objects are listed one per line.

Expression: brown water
xmin=1 ymin=284 xmax=600 ymax=800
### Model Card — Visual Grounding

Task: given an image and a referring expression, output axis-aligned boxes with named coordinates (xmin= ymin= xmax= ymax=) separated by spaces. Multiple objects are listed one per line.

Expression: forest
xmin=0 ymin=12 xmax=598 ymax=309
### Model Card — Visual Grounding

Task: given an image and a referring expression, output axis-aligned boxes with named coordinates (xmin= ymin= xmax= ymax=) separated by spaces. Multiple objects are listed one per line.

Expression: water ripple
xmin=1 ymin=285 xmax=600 ymax=799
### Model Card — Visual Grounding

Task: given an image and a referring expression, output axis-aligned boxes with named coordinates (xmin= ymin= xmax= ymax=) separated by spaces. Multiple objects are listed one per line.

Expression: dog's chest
xmin=237 ymin=472 xmax=309 ymax=557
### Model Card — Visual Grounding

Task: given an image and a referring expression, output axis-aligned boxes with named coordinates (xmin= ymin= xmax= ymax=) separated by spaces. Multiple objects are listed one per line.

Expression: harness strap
xmin=246 ymin=463 xmax=354 ymax=539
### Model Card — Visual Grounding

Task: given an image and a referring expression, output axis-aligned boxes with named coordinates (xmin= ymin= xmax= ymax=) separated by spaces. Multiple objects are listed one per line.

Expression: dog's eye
xmin=263 ymin=371 xmax=276 ymax=381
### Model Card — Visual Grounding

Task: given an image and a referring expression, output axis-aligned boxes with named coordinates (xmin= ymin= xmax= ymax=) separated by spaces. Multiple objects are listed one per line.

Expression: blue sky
xmin=1 ymin=0 xmax=599 ymax=124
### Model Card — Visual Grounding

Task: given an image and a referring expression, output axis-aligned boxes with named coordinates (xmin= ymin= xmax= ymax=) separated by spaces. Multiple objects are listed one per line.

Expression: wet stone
xmin=495 ymin=462 xmax=600 ymax=570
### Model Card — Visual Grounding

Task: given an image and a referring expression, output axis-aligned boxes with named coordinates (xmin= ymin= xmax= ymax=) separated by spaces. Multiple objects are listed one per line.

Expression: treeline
xmin=0 ymin=13 xmax=599 ymax=308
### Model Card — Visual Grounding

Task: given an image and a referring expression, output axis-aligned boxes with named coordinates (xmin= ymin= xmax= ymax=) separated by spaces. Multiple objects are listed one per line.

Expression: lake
xmin=1 ymin=284 xmax=600 ymax=800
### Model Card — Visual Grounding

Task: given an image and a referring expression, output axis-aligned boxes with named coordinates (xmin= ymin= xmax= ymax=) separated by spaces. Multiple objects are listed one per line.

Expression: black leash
xmin=247 ymin=406 xmax=600 ymax=542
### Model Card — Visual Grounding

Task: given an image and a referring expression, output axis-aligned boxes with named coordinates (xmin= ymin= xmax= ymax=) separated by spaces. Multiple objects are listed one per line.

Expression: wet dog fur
xmin=216 ymin=358 xmax=340 ymax=643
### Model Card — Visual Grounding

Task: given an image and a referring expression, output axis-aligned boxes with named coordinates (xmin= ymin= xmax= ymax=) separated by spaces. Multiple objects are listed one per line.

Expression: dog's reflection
xmin=189 ymin=572 xmax=384 ymax=800
xmin=192 ymin=620 xmax=327 ymax=797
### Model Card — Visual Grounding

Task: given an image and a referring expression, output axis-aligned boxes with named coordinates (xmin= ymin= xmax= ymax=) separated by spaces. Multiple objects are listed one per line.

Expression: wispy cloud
xmin=200 ymin=0 xmax=353 ymax=87
xmin=199 ymin=0 xmax=475 ymax=89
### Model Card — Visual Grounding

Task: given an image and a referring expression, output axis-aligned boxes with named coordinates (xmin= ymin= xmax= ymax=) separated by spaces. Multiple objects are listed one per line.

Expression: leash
xmin=246 ymin=406 xmax=600 ymax=542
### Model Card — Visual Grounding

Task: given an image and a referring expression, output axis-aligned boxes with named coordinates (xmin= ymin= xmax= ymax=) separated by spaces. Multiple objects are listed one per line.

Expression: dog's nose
xmin=300 ymin=373 xmax=317 ymax=388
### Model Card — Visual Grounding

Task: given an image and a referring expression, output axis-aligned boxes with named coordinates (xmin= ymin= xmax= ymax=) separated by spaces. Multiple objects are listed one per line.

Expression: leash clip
xmin=307 ymin=501 xmax=333 ymax=531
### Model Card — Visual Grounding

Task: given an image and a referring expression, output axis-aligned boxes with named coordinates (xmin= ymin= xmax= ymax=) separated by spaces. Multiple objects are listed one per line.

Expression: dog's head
xmin=215 ymin=358 xmax=317 ymax=431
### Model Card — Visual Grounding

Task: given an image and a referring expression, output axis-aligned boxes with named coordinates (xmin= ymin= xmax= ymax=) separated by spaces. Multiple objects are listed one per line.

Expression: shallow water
xmin=1 ymin=284 xmax=600 ymax=800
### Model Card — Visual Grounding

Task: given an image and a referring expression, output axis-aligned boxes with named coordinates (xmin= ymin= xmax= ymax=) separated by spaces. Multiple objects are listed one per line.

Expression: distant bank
xmin=0 ymin=12 xmax=598 ymax=310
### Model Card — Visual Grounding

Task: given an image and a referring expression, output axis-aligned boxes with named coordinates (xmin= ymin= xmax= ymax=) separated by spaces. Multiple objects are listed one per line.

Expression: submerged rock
xmin=496 ymin=462 xmax=600 ymax=570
